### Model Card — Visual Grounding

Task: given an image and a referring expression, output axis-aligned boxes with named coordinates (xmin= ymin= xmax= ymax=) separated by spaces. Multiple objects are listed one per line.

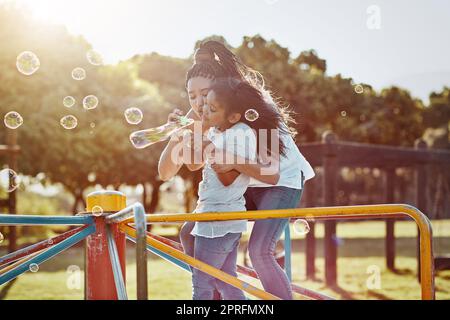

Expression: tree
xmin=0 ymin=5 xmax=171 ymax=214
xmin=423 ymin=87 xmax=450 ymax=149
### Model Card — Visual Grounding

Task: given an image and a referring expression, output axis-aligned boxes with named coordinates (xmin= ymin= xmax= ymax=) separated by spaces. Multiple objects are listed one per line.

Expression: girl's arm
xmin=216 ymin=169 xmax=241 ymax=186
xmin=211 ymin=153 xmax=280 ymax=185
xmin=158 ymin=134 xmax=184 ymax=181
xmin=184 ymin=139 xmax=242 ymax=185
xmin=210 ymin=148 xmax=244 ymax=186
xmin=158 ymin=108 xmax=199 ymax=181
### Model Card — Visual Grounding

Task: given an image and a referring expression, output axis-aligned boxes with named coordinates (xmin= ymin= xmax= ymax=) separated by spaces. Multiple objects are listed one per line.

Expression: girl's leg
xmin=192 ymin=233 xmax=245 ymax=300
xmin=247 ymin=186 xmax=303 ymax=300
xmin=179 ymin=221 xmax=195 ymax=257
xmin=215 ymin=236 xmax=246 ymax=300
xmin=180 ymin=221 xmax=222 ymax=299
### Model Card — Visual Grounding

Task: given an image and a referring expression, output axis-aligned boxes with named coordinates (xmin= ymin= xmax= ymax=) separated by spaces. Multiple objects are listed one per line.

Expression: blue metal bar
xmin=125 ymin=235 xmax=191 ymax=272
xmin=106 ymin=226 xmax=128 ymax=300
xmin=0 ymin=215 xmax=93 ymax=226
xmin=284 ymin=224 xmax=292 ymax=282
xmin=0 ymin=225 xmax=95 ymax=285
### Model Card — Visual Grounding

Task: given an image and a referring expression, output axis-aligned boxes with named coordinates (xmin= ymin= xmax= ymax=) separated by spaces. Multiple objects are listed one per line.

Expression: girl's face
xmin=202 ymin=90 xmax=240 ymax=131
xmin=186 ymin=76 xmax=213 ymax=117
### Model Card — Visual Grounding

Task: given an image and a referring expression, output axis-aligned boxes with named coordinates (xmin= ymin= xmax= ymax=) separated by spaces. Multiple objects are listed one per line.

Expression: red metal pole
xmin=85 ymin=190 xmax=126 ymax=300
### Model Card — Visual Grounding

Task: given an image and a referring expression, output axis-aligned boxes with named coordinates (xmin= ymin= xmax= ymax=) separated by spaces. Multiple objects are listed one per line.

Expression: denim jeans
xmin=179 ymin=221 xmax=195 ymax=262
xmin=180 ymin=173 xmax=305 ymax=300
xmin=245 ymin=185 xmax=303 ymax=300
xmin=192 ymin=233 xmax=246 ymax=300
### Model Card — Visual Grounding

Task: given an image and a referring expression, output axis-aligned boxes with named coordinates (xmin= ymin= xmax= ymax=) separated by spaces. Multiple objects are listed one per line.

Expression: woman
xmin=158 ymin=40 xmax=315 ymax=299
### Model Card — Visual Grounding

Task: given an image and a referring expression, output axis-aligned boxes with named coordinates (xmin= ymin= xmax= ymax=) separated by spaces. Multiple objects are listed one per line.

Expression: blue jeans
xmin=245 ymin=185 xmax=303 ymax=300
xmin=192 ymin=233 xmax=246 ymax=300
xmin=180 ymin=221 xmax=195 ymax=262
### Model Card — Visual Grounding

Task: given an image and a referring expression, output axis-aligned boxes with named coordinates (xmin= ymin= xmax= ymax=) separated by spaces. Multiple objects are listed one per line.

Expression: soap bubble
xmin=83 ymin=95 xmax=98 ymax=110
xmin=0 ymin=232 xmax=4 ymax=244
xmin=86 ymin=50 xmax=103 ymax=66
xmin=293 ymin=219 xmax=310 ymax=235
xmin=124 ymin=107 xmax=143 ymax=124
xmin=4 ymin=111 xmax=23 ymax=129
xmin=16 ymin=51 xmax=40 ymax=75
xmin=63 ymin=96 xmax=76 ymax=108
xmin=0 ymin=168 xmax=21 ymax=193
xmin=354 ymin=84 xmax=364 ymax=94
xmin=245 ymin=109 xmax=259 ymax=122
xmin=60 ymin=115 xmax=78 ymax=130
xmin=29 ymin=263 xmax=39 ymax=273
xmin=71 ymin=67 xmax=86 ymax=80
xmin=92 ymin=205 xmax=103 ymax=216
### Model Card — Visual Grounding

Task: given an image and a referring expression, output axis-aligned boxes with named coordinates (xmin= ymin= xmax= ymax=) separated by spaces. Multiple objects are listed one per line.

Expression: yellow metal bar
xmin=120 ymin=224 xmax=280 ymax=300
xmin=121 ymin=204 xmax=435 ymax=300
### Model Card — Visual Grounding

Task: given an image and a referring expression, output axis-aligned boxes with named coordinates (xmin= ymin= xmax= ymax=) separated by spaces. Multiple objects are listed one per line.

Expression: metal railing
xmin=119 ymin=203 xmax=435 ymax=300
xmin=0 ymin=201 xmax=435 ymax=300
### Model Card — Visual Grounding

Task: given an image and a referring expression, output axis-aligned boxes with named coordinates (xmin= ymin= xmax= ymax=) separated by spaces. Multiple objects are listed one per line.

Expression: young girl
xmin=183 ymin=77 xmax=287 ymax=300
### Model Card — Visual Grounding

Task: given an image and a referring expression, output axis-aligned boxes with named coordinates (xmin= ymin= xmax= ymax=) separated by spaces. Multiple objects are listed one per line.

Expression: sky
xmin=8 ymin=0 xmax=450 ymax=103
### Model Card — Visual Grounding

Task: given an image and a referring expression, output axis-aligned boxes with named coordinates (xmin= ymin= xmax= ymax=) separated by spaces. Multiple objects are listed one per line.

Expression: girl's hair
xmin=186 ymin=40 xmax=297 ymax=138
xmin=209 ymin=77 xmax=289 ymax=157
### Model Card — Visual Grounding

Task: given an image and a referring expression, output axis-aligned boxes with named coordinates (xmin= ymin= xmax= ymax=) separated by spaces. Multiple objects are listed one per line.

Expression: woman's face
xmin=187 ymin=76 xmax=213 ymax=117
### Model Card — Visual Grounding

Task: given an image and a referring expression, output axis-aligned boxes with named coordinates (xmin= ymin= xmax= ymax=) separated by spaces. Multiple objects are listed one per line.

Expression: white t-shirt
xmin=191 ymin=122 xmax=257 ymax=238
xmin=248 ymin=132 xmax=315 ymax=189
xmin=251 ymin=91 xmax=315 ymax=189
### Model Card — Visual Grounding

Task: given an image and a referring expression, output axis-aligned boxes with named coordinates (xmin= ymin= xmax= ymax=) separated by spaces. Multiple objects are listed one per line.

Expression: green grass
xmin=1 ymin=220 xmax=449 ymax=300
